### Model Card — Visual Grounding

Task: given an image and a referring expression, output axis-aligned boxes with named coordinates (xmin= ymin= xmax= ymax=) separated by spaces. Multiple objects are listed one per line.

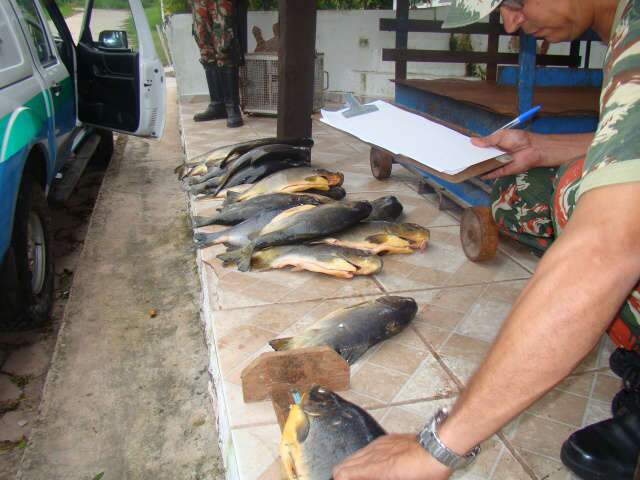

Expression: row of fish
xmin=183 ymin=138 xmax=430 ymax=278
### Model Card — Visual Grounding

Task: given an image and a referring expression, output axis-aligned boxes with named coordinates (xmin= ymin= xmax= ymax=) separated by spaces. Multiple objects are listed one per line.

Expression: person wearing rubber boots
xmin=333 ymin=1 xmax=640 ymax=480
xmin=191 ymin=0 xmax=244 ymax=127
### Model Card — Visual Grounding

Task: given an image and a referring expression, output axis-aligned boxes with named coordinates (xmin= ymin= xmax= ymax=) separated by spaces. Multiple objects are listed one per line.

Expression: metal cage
xmin=239 ymin=52 xmax=326 ymax=115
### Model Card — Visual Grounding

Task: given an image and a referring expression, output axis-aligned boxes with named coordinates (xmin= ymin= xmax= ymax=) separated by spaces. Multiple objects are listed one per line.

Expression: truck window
xmin=14 ymin=0 xmax=56 ymax=66
xmin=0 ymin=7 xmax=23 ymax=73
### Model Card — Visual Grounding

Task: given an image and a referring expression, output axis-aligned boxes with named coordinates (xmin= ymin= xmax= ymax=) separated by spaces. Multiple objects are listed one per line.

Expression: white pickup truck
xmin=0 ymin=0 xmax=166 ymax=329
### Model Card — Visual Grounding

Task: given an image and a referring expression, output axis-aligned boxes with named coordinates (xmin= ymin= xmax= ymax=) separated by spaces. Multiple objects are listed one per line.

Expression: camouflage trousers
xmin=192 ymin=0 xmax=238 ymax=67
xmin=491 ymin=158 xmax=640 ymax=352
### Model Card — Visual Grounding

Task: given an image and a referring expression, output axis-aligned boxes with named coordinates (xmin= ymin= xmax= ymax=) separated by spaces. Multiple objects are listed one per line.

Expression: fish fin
xmin=339 ymin=343 xmax=370 ymax=365
xmin=216 ymin=243 xmax=255 ymax=271
xmin=193 ymin=231 xmax=224 ymax=248
xmin=192 ymin=216 xmax=217 ymax=228
xmin=223 ymin=190 xmax=241 ymax=205
xmin=268 ymin=336 xmax=295 ymax=351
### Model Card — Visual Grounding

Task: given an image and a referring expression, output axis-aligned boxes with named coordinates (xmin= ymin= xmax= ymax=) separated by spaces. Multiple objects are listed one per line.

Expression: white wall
xmin=166 ymin=9 xmax=607 ymax=101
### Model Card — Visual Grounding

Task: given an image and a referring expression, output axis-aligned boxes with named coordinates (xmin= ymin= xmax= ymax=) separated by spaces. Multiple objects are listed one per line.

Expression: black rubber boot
xmin=610 ymin=348 xmax=640 ymax=391
xmin=221 ymin=65 xmax=243 ymax=128
xmin=193 ymin=64 xmax=226 ymax=122
xmin=560 ymin=412 xmax=640 ymax=480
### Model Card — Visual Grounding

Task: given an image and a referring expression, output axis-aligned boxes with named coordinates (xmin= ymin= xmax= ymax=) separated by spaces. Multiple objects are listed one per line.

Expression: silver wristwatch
xmin=416 ymin=408 xmax=480 ymax=470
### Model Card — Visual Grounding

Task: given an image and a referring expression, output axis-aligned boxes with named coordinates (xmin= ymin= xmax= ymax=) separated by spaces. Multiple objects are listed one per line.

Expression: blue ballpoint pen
xmin=493 ymin=105 xmax=541 ymax=133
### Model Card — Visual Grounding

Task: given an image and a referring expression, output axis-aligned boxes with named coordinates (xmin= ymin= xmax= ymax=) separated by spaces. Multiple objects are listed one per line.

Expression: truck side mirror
xmin=98 ymin=30 xmax=128 ymax=49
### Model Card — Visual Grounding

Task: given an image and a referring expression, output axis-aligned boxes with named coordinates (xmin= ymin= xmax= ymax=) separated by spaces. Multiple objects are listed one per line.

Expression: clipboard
xmin=321 ymin=97 xmax=510 ymax=184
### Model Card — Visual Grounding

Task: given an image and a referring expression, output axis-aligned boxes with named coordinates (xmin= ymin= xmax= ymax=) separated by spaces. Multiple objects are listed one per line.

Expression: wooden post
xmin=277 ymin=0 xmax=317 ymax=139
xmin=395 ymin=0 xmax=409 ymax=81
xmin=486 ymin=11 xmax=500 ymax=84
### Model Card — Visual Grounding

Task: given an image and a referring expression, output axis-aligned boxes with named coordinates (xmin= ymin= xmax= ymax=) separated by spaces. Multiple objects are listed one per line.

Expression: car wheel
xmin=0 ymin=175 xmax=54 ymax=330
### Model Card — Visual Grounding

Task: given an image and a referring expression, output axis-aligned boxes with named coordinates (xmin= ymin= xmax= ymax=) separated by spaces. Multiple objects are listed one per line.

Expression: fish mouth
xmin=377 ymin=296 xmax=418 ymax=318
xmin=301 ymin=385 xmax=338 ymax=416
xmin=314 ymin=169 xmax=344 ymax=187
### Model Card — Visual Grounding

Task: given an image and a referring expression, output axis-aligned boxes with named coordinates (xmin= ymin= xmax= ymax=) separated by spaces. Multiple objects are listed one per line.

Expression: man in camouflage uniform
xmin=334 ymin=1 xmax=640 ymax=479
xmin=191 ymin=0 xmax=243 ymax=127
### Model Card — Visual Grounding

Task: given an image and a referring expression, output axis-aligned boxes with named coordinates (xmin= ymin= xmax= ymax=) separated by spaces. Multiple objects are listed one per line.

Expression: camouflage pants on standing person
xmin=491 ymin=157 xmax=640 ymax=352
xmin=191 ymin=0 xmax=243 ymax=127
xmin=192 ymin=0 xmax=238 ymax=67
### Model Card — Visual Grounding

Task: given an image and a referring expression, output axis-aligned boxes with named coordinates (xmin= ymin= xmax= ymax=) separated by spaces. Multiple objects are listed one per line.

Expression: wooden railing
xmin=381 ymin=0 xmax=593 ymax=83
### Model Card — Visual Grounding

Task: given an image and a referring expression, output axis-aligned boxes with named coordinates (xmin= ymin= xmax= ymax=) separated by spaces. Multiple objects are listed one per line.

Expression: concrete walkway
xmin=17 ymin=79 xmax=223 ymax=479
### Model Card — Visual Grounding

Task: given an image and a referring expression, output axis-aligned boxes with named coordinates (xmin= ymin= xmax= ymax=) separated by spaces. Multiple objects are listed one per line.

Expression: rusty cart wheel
xmin=460 ymin=207 xmax=499 ymax=262
xmin=370 ymin=148 xmax=393 ymax=180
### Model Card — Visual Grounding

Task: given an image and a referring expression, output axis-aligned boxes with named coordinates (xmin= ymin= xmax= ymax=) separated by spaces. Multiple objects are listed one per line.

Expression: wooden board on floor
xmin=241 ymin=346 xmax=349 ymax=403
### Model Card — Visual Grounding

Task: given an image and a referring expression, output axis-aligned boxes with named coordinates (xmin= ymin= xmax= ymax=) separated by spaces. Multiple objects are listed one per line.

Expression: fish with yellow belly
xmin=281 ymin=386 xmax=386 ymax=480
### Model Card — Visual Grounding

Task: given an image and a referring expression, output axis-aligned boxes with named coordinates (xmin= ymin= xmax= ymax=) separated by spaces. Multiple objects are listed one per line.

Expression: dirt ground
xmin=0 ymin=139 xmax=117 ymax=478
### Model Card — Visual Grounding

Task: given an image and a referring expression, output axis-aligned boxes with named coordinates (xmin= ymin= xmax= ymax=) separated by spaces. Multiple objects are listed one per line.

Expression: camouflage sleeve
xmin=578 ymin=0 xmax=640 ymax=199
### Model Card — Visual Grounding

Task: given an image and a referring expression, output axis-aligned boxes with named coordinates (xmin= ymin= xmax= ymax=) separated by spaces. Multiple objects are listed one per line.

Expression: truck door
xmin=12 ymin=0 xmax=75 ymax=172
xmin=76 ymin=0 xmax=165 ymax=138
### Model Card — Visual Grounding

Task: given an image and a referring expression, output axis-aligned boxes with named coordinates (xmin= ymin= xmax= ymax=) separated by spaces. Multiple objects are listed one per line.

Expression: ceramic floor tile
xmin=582 ymin=398 xmax=612 ymax=426
xmin=556 ymin=372 xmax=596 ymax=397
xmin=497 ymin=238 xmax=541 ymax=275
xmin=231 ymin=424 xmax=281 ymax=480
xmin=367 ymin=339 xmax=430 ymax=376
xmin=455 ymin=297 xmax=512 ymax=343
xmin=591 ymin=372 xmax=621 ymax=403
xmin=517 ymin=450 xmax=572 ymax=480
xmin=488 ymin=448 xmax=535 ymax=480
xmin=350 ymin=363 xmax=411 ymax=403
xmin=437 ymin=333 xmax=492 ymax=384
xmin=347 ymin=190 xmax=459 ymax=228
xmin=393 ymin=355 xmax=459 ymax=403
xmin=527 ymin=388 xmax=589 ymax=427
xmin=373 ymin=227 xmax=530 ymax=293
xmin=508 ymin=413 xmax=576 ymax=459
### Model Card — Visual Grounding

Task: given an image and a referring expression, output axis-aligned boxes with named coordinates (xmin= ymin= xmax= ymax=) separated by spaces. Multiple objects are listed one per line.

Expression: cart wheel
xmin=460 ymin=207 xmax=499 ymax=262
xmin=370 ymin=148 xmax=393 ymax=180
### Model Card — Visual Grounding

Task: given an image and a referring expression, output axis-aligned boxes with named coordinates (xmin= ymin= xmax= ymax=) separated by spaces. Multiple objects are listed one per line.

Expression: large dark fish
xmin=314 ymin=221 xmax=429 ymax=255
xmin=191 ymin=193 xmax=330 ymax=227
xmin=190 ymin=156 xmax=310 ymax=196
xmin=217 ymin=201 xmax=373 ymax=272
xmin=270 ymin=296 xmax=417 ymax=363
xmin=193 ymin=208 xmax=286 ymax=249
xmin=176 ymin=137 xmax=314 ymax=179
xmin=212 ymin=144 xmax=311 ymax=195
xmin=366 ymin=195 xmax=403 ymax=222
xmin=250 ymin=244 xmax=383 ymax=278
xmin=281 ymin=386 xmax=386 ymax=480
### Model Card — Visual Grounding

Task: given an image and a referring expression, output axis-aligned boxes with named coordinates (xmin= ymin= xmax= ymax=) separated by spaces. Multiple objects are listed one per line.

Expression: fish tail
xmin=193 ymin=231 xmax=225 ymax=248
xmin=269 ymin=337 xmax=295 ymax=351
xmin=216 ymin=242 xmax=254 ymax=270
xmin=192 ymin=215 xmax=217 ymax=228
xmin=212 ymin=173 xmax=231 ymax=196
xmin=223 ymin=190 xmax=242 ymax=205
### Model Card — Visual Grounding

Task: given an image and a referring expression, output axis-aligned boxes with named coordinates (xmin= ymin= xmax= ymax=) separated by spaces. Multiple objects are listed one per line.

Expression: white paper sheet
xmin=320 ymin=101 xmax=503 ymax=175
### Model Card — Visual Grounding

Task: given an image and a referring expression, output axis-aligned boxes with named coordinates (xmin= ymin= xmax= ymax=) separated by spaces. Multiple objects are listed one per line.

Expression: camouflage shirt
xmin=579 ymin=0 xmax=640 ymax=198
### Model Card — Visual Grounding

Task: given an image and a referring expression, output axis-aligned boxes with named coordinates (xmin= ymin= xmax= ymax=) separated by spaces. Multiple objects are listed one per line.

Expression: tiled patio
xmin=178 ymin=98 xmax=620 ymax=480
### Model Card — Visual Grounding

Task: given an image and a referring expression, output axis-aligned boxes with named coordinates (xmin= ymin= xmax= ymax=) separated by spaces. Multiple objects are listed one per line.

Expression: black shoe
xmin=193 ymin=64 xmax=226 ymax=122
xmin=610 ymin=348 xmax=640 ymax=391
xmin=612 ymin=388 xmax=640 ymax=417
xmin=193 ymin=102 xmax=226 ymax=122
xmin=561 ymin=412 xmax=640 ymax=480
xmin=221 ymin=66 xmax=243 ymax=128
